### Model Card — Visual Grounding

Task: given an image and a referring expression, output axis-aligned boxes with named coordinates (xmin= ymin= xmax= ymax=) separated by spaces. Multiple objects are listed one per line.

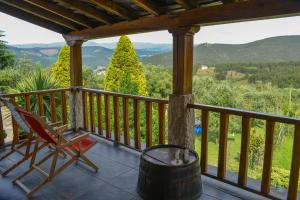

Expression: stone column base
xmin=168 ymin=94 xmax=195 ymax=149
xmin=70 ymin=88 xmax=83 ymax=131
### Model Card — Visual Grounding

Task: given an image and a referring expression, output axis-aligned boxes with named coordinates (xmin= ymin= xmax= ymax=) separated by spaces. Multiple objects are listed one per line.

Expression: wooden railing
xmin=78 ymin=88 xmax=169 ymax=151
xmin=188 ymin=103 xmax=300 ymax=200
xmin=0 ymin=88 xmax=70 ymax=144
xmin=1 ymin=88 xmax=299 ymax=199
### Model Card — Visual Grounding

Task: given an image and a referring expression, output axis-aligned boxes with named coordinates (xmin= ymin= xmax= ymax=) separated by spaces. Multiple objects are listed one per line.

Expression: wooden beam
xmin=67 ymin=40 xmax=83 ymax=87
xmin=89 ymin=0 xmax=131 ymax=19
xmin=65 ymin=0 xmax=300 ymax=41
xmin=132 ymin=0 xmax=161 ymax=16
xmin=0 ymin=0 xmax=82 ymax=31
xmin=24 ymin=0 xmax=94 ymax=28
xmin=56 ymin=0 xmax=114 ymax=24
xmin=169 ymin=26 xmax=200 ymax=95
xmin=0 ymin=2 xmax=70 ymax=34
xmin=175 ymin=0 xmax=198 ymax=9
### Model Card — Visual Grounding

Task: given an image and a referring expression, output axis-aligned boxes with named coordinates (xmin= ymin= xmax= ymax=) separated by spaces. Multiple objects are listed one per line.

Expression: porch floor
xmin=0 ymin=135 xmax=269 ymax=200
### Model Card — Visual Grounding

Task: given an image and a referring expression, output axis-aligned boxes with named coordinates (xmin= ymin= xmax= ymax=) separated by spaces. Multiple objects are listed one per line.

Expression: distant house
xmin=200 ymin=65 xmax=209 ymax=70
xmin=94 ymin=66 xmax=106 ymax=75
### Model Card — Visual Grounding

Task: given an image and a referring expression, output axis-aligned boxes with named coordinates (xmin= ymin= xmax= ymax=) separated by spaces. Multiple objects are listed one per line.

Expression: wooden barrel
xmin=137 ymin=144 xmax=202 ymax=200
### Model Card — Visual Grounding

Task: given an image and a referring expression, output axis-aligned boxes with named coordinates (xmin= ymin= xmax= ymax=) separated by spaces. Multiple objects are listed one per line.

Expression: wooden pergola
xmin=1 ymin=1 xmax=300 ymax=199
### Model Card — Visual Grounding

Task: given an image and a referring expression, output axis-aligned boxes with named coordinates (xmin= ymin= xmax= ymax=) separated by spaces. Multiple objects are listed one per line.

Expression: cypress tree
xmin=51 ymin=45 xmax=70 ymax=87
xmin=104 ymin=35 xmax=148 ymax=96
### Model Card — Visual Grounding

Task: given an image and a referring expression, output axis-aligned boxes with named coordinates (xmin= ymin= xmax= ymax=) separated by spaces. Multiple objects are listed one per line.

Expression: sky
xmin=1 ymin=12 xmax=300 ymax=45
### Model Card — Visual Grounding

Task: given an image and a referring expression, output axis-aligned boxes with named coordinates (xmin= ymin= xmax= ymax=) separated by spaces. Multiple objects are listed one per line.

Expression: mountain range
xmin=8 ymin=35 xmax=300 ymax=68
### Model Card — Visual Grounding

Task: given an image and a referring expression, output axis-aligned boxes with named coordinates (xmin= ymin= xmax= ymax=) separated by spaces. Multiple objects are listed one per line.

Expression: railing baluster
xmin=287 ymin=125 xmax=300 ymax=200
xmin=0 ymin=105 xmax=4 ymax=146
xmin=97 ymin=94 xmax=103 ymax=136
xmin=50 ymin=92 xmax=57 ymax=122
xmin=158 ymin=103 xmax=166 ymax=145
xmin=10 ymin=97 xmax=19 ymax=147
xmin=261 ymin=121 xmax=275 ymax=194
xmin=134 ymin=99 xmax=141 ymax=150
xmin=37 ymin=94 xmax=44 ymax=117
xmin=201 ymin=110 xmax=209 ymax=173
xmin=24 ymin=95 xmax=30 ymax=112
xmin=122 ymin=97 xmax=130 ymax=146
xmin=218 ymin=113 xmax=229 ymax=179
xmin=145 ymin=101 xmax=152 ymax=147
xmin=82 ymin=91 xmax=88 ymax=130
xmin=61 ymin=91 xmax=67 ymax=125
xmin=89 ymin=93 xmax=95 ymax=132
xmin=238 ymin=116 xmax=251 ymax=186
xmin=113 ymin=96 xmax=120 ymax=143
xmin=104 ymin=94 xmax=111 ymax=139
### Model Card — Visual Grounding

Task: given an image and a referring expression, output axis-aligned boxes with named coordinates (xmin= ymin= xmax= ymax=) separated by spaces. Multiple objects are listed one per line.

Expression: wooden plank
xmin=113 ymin=96 xmax=120 ymax=143
xmin=65 ymin=0 xmax=300 ymax=41
xmin=10 ymin=97 xmax=19 ymax=147
xmin=24 ymin=95 xmax=31 ymax=112
xmin=217 ymin=113 xmax=229 ymax=179
xmin=104 ymin=95 xmax=111 ymax=139
xmin=56 ymin=0 xmax=114 ymax=24
xmin=132 ymin=0 xmax=161 ymax=15
xmin=201 ymin=110 xmax=209 ymax=173
xmin=287 ymin=125 xmax=300 ymax=200
xmin=61 ymin=91 xmax=67 ymax=125
xmin=82 ymin=91 xmax=88 ymax=130
xmin=89 ymin=0 xmax=131 ymax=19
xmin=133 ymin=99 xmax=141 ymax=150
xmin=145 ymin=101 xmax=152 ymax=147
xmin=0 ymin=0 xmax=82 ymax=31
xmin=24 ymin=0 xmax=94 ymax=28
xmin=261 ymin=121 xmax=275 ymax=194
xmin=89 ymin=93 xmax=95 ymax=132
xmin=122 ymin=97 xmax=130 ymax=146
xmin=50 ymin=92 xmax=57 ymax=123
xmin=0 ymin=2 xmax=70 ymax=34
xmin=238 ymin=117 xmax=251 ymax=186
xmin=175 ymin=0 xmax=197 ymax=9
xmin=96 ymin=94 xmax=103 ymax=136
xmin=37 ymin=94 xmax=44 ymax=117
xmin=158 ymin=103 xmax=166 ymax=144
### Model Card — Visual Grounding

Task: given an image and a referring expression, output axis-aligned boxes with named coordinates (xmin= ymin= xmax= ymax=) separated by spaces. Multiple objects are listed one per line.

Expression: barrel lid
xmin=143 ymin=145 xmax=197 ymax=166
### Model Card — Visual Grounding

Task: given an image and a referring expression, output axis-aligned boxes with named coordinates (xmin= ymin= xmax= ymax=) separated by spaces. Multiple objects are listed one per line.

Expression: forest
xmin=1 ymin=31 xmax=300 ymax=191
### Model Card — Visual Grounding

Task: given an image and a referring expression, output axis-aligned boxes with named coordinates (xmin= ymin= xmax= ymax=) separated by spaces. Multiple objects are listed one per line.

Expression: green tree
xmin=16 ymin=68 xmax=60 ymax=120
xmin=83 ymin=67 xmax=104 ymax=89
xmin=0 ymin=31 xmax=15 ymax=69
xmin=249 ymin=130 xmax=265 ymax=169
xmin=51 ymin=45 xmax=70 ymax=87
xmin=104 ymin=35 xmax=147 ymax=95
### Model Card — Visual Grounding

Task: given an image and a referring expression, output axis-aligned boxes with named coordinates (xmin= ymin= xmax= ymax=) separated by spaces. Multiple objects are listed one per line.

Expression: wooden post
xmin=66 ymin=39 xmax=84 ymax=131
xmin=168 ymin=25 xmax=200 ymax=149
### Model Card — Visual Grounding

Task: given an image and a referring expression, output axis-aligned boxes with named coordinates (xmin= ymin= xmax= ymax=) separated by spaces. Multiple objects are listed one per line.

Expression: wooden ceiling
xmin=0 ymin=0 xmax=300 ymax=41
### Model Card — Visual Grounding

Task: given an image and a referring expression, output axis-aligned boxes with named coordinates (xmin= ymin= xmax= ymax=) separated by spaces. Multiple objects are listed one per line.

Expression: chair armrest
xmin=48 ymin=121 xmax=63 ymax=128
xmin=59 ymin=133 xmax=90 ymax=148
xmin=53 ymin=125 xmax=68 ymax=135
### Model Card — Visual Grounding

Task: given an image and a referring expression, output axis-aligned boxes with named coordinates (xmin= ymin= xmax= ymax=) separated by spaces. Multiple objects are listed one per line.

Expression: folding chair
xmin=13 ymin=108 xmax=98 ymax=197
xmin=0 ymin=97 xmax=64 ymax=176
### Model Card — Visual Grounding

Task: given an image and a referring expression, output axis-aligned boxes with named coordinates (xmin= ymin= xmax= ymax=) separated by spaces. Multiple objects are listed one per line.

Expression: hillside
xmin=142 ymin=35 xmax=300 ymax=66
xmin=8 ymin=45 xmax=168 ymax=68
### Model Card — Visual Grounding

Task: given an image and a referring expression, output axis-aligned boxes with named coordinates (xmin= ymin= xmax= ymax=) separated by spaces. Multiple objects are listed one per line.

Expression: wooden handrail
xmin=78 ymin=87 xmax=169 ymax=104
xmin=188 ymin=103 xmax=300 ymax=125
xmin=0 ymin=88 xmax=69 ymax=97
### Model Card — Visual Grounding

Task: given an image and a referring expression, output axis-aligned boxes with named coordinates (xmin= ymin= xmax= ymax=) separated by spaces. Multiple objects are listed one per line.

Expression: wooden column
xmin=66 ymin=39 xmax=84 ymax=130
xmin=0 ymin=105 xmax=4 ymax=146
xmin=168 ymin=26 xmax=199 ymax=149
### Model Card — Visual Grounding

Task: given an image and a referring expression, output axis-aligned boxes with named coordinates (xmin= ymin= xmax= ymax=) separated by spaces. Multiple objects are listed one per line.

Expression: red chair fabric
xmin=64 ymin=137 xmax=94 ymax=152
xmin=16 ymin=108 xmax=57 ymax=145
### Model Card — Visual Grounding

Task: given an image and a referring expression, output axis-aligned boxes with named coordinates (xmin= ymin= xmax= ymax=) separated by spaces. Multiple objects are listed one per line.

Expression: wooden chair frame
xmin=0 ymin=97 xmax=65 ymax=176
xmin=13 ymin=110 xmax=98 ymax=197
